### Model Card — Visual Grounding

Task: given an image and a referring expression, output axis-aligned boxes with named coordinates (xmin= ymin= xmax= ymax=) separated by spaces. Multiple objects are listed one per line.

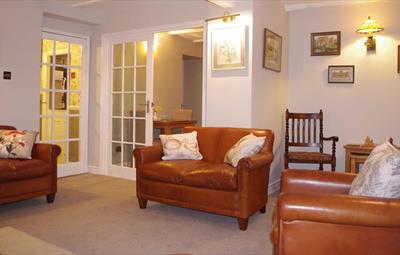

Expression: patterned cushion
xmin=350 ymin=141 xmax=400 ymax=198
xmin=160 ymin=131 xmax=203 ymax=160
xmin=0 ymin=130 xmax=37 ymax=159
xmin=224 ymin=133 xmax=265 ymax=167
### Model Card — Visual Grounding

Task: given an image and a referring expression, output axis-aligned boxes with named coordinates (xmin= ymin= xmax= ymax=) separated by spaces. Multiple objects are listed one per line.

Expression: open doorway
xmin=153 ymin=26 xmax=203 ymax=137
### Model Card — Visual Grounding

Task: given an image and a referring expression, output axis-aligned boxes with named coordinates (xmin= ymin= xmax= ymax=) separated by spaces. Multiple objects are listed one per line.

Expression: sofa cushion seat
xmin=141 ymin=160 xmax=211 ymax=185
xmin=182 ymin=163 xmax=237 ymax=190
xmin=0 ymin=159 xmax=52 ymax=182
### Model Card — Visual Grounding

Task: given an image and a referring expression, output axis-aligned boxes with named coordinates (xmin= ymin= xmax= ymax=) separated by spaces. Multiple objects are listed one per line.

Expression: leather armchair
xmin=271 ymin=169 xmax=400 ymax=255
xmin=0 ymin=125 xmax=61 ymax=204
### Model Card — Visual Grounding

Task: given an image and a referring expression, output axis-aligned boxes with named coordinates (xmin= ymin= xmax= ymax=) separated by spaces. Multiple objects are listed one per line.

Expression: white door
xmin=107 ymin=35 xmax=153 ymax=179
xmin=40 ymin=32 xmax=88 ymax=177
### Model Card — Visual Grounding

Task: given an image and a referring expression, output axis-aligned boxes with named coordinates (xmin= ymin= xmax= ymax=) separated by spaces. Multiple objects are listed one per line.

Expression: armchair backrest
xmin=285 ymin=109 xmax=324 ymax=153
xmin=183 ymin=127 xmax=274 ymax=163
xmin=0 ymin=125 xmax=17 ymax=130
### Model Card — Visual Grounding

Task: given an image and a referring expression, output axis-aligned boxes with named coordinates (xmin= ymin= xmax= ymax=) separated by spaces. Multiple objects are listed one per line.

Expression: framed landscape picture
xmin=398 ymin=45 xmax=400 ymax=73
xmin=311 ymin=31 xmax=341 ymax=56
xmin=328 ymin=65 xmax=354 ymax=83
xmin=211 ymin=26 xmax=246 ymax=70
xmin=263 ymin=28 xmax=282 ymax=72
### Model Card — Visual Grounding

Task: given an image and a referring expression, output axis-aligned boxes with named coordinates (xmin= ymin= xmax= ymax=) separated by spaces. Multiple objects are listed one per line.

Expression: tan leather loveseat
xmin=133 ymin=126 xmax=274 ymax=230
xmin=271 ymin=169 xmax=400 ymax=255
xmin=0 ymin=125 xmax=61 ymax=204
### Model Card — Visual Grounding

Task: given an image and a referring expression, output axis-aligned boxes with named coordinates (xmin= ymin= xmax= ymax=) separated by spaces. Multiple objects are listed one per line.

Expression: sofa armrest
xmin=237 ymin=152 xmax=273 ymax=171
xmin=31 ymin=143 xmax=61 ymax=164
xmin=281 ymin=169 xmax=355 ymax=194
xmin=133 ymin=144 xmax=163 ymax=168
xmin=279 ymin=192 xmax=400 ymax=228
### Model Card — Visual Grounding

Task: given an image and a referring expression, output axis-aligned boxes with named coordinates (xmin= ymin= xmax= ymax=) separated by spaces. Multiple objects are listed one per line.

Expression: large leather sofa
xmin=0 ymin=125 xmax=61 ymax=204
xmin=271 ymin=169 xmax=400 ymax=255
xmin=134 ymin=126 xmax=274 ymax=230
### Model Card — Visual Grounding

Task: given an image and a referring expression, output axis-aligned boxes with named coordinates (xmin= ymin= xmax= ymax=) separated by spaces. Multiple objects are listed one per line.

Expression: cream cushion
xmin=160 ymin=131 xmax=203 ymax=160
xmin=350 ymin=141 xmax=400 ymax=198
xmin=0 ymin=130 xmax=37 ymax=159
xmin=224 ymin=133 xmax=266 ymax=167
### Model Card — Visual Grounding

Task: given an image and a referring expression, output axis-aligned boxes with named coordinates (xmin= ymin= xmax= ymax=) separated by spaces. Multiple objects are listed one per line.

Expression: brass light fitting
xmin=356 ymin=16 xmax=384 ymax=51
xmin=206 ymin=12 xmax=240 ymax=23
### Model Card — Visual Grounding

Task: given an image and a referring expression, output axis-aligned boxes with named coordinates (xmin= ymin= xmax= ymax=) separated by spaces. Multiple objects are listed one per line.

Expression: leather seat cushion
xmin=0 ymin=159 xmax=52 ymax=182
xmin=288 ymin=152 xmax=332 ymax=162
xmin=141 ymin=160 xmax=211 ymax=185
xmin=182 ymin=163 xmax=237 ymax=190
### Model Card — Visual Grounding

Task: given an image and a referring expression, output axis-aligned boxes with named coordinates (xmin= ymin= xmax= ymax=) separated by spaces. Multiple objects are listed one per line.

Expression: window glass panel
xmin=124 ymin=43 xmax=135 ymax=66
xmin=136 ymin=67 xmax=146 ymax=91
xmin=135 ymin=94 xmax=146 ymax=117
xmin=112 ymin=94 xmax=122 ymax=116
xmin=113 ymin=44 xmax=123 ymax=67
xmin=42 ymin=39 xmax=54 ymax=64
xmin=55 ymin=142 xmax=66 ymax=164
xmin=54 ymin=67 xmax=67 ymax=90
xmin=69 ymin=117 xmax=80 ymax=139
xmin=54 ymin=117 xmax=67 ymax=140
xmin=40 ymin=65 xmax=52 ymax=89
xmin=113 ymin=69 xmax=122 ymax=92
xmin=40 ymin=117 xmax=52 ymax=141
xmin=124 ymin=94 xmax=133 ymax=117
xmin=123 ymin=119 xmax=133 ymax=143
xmin=123 ymin=144 xmax=133 ymax=167
xmin=40 ymin=91 xmax=52 ymax=115
xmin=112 ymin=118 xmax=121 ymax=141
xmin=69 ymin=141 xmax=80 ymax=162
xmin=54 ymin=92 xmax=67 ymax=110
xmin=136 ymin=41 xmax=147 ymax=66
xmin=70 ymin=68 xmax=81 ymax=91
xmin=112 ymin=143 xmax=122 ymax=166
xmin=55 ymin=41 xmax=69 ymax=65
xmin=70 ymin=43 xmax=82 ymax=66
xmin=124 ymin=68 xmax=134 ymax=92
xmin=135 ymin=119 xmax=145 ymax=144
xmin=69 ymin=92 xmax=80 ymax=114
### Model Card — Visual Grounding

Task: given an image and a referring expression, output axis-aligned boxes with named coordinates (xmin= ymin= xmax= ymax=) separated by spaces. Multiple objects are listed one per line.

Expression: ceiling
xmin=168 ymin=27 xmax=204 ymax=43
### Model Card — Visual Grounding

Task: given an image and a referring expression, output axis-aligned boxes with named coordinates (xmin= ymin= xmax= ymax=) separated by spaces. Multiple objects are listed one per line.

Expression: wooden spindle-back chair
xmin=284 ymin=109 xmax=339 ymax=171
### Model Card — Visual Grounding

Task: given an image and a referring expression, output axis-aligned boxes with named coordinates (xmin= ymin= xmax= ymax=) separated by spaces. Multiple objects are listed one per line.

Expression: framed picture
xmin=311 ymin=31 xmax=341 ymax=56
xmin=212 ymin=26 xmax=246 ymax=70
xmin=328 ymin=65 xmax=354 ymax=83
xmin=398 ymin=45 xmax=400 ymax=73
xmin=263 ymin=28 xmax=282 ymax=72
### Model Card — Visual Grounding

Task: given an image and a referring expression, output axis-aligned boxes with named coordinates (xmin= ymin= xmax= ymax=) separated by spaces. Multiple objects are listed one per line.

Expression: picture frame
xmin=328 ymin=65 xmax=355 ymax=83
xmin=263 ymin=28 xmax=282 ymax=72
xmin=211 ymin=26 xmax=246 ymax=70
xmin=311 ymin=31 xmax=341 ymax=56
xmin=398 ymin=45 xmax=400 ymax=73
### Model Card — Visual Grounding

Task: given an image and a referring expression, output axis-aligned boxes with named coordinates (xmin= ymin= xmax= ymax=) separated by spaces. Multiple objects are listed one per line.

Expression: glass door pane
xmin=111 ymin=41 xmax=147 ymax=168
xmin=40 ymin=35 xmax=84 ymax=173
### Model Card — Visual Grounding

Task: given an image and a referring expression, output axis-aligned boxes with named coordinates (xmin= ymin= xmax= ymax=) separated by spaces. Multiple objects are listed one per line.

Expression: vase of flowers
xmin=153 ymin=105 xmax=162 ymax=120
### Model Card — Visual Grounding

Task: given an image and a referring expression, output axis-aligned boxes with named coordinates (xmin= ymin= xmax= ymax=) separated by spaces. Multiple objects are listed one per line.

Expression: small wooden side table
xmin=153 ymin=119 xmax=197 ymax=135
xmin=343 ymin=144 xmax=375 ymax=173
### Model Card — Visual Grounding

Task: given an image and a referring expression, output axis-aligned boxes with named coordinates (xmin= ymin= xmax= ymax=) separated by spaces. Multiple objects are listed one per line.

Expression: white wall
xmin=252 ymin=1 xmax=289 ymax=191
xmin=288 ymin=2 xmax=400 ymax=171
xmin=0 ymin=1 xmax=42 ymax=130
xmin=206 ymin=11 xmax=253 ymax=128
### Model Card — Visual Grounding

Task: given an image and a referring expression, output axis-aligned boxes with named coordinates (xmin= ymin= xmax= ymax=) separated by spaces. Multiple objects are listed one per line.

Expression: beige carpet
xmin=0 ymin=226 xmax=76 ymax=255
xmin=0 ymin=174 xmax=276 ymax=255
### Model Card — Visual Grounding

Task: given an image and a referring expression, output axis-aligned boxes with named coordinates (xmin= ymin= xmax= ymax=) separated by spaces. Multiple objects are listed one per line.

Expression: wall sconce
xmin=206 ymin=12 xmax=240 ymax=23
xmin=356 ymin=16 xmax=384 ymax=51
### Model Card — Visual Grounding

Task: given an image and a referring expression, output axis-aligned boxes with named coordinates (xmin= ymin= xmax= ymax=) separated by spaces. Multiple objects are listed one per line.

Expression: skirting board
xmin=88 ymin=165 xmax=100 ymax=174
xmin=268 ymin=178 xmax=281 ymax=195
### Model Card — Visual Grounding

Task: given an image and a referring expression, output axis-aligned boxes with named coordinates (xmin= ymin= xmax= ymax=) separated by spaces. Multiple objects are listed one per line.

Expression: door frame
xmin=41 ymin=28 xmax=90 ymax=177
xmin=99 ymin=20 xmax=206 ymax=180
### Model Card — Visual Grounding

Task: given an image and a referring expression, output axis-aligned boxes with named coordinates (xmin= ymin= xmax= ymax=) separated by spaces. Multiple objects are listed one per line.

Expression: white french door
xmin=40 ymin=31 xmax=89 ymax=177
xmin=105 ymin=34 xmax=153 ymax=179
